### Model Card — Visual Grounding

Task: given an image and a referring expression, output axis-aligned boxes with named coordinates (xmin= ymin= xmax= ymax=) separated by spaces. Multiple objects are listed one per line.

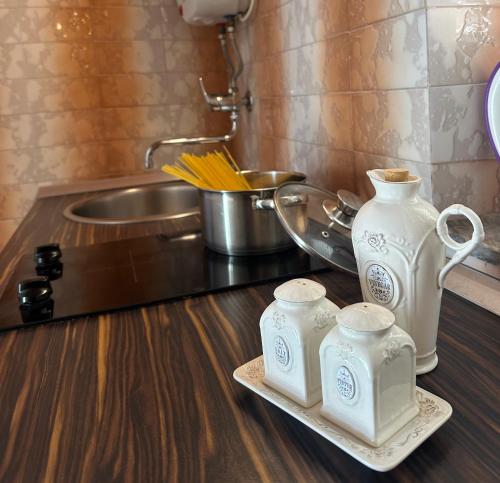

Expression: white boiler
xmin=176 ymin=0 xmax=253 ymax=25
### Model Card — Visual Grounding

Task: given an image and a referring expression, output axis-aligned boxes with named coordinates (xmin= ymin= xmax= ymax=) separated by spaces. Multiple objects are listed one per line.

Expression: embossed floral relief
xmin=428 ymin=6 xmax=500 ymax=86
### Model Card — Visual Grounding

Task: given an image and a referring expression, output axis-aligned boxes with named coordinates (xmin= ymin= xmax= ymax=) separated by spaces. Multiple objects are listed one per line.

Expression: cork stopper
xmin=384 ymin=168 xmax=409 ymax=182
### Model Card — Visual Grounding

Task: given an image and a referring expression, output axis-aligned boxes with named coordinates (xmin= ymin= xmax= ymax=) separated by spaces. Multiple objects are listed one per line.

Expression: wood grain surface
xmin=0 ymin=190 xmax=498 ymax=483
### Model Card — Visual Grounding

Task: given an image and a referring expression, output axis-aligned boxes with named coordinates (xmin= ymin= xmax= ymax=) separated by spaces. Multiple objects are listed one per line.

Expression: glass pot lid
xmin=273 ymin=183 xmax=358 ymax=275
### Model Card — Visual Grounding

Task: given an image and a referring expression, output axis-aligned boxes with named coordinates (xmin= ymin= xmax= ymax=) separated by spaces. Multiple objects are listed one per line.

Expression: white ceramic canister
xmin=260 ymin=278 xmax=340 ymax=407
xmin=320 ymin=302 xmax=418 ymax=447
xmin=352 ymin=169 xmax=484 ymax=374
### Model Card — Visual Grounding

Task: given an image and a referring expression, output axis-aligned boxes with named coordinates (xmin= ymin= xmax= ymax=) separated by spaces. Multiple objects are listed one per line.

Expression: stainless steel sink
xmin=64 ymin=181 xmax=199 ymax=224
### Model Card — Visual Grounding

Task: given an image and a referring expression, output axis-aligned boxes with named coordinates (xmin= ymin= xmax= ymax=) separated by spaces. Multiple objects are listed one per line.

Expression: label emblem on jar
xmin=274 ymin=336 xmax=291 ymax=369
xmin=336 ymin=366 xmax=355 ymax=400
xmin=366 ymin=264 xmax=394 ymax=304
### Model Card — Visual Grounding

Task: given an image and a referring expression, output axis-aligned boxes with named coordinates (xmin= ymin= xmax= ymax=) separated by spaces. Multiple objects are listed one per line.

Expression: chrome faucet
xmin=144 ymin=23 xmax=252 ymax=169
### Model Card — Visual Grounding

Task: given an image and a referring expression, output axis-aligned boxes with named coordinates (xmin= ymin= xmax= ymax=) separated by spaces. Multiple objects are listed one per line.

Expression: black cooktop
xmin=0 ymin=231 xmax=329 ymax=331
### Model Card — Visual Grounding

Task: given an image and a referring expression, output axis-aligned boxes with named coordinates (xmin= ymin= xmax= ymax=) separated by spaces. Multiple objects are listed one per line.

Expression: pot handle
xmin=436 ymin=204 xmax=485 ymax=288
xmin=252 ymin=194 xmax=307 ymax=211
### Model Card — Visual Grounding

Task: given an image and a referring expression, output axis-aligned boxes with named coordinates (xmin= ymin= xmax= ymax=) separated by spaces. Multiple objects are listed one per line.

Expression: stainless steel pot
xmin=199 ymin=171 xmax=306 ymax=256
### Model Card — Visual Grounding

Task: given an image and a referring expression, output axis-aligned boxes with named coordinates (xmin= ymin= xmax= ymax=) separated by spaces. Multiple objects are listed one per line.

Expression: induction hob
xmin=0 ymin=231 xmax=329 ymax=331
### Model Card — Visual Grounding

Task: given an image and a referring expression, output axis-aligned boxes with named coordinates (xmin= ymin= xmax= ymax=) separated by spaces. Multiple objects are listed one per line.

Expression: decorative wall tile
xmin=429 ymin=84 xmax=493 ymax=162
xmin=1 ymin=42 xmax=96 ymax=80
xmin=0 ymin=77 xmax=100 ymax=115
xmin=98 ymin=71 xmax=226 ymax=107
xmin=349 ymin=0 xmax=425 ymax=29
xmin=94 ymin=7 xmax=163 ymax=41
xmin=318 ymin=94 xmax=352 ymax=149
xmin=0 ymin=183 xmax=38 ymax=218
xmin=283 ymin=34 xmax=350 ymax=96
xmin=288 ymin=0 xmax=349 ymax=46
xmin=99 ymin=104 xmax=207 ymax=141
xmin=351 ymin=10 xmax=427 ymax=90
xmin=287 ymin=95 xmax=321 ymax=144
xmin=431 ymin=159 xmax=499 ymax=212
xmin=427 ymin=1 xmax=500 ymax=6
xmin=163 ymin=40 xmax=224 ymax=72
xmin=25 ymin=42 xmax=99 ymax=78
xmin=1 ymin=110 xmax=104 ymax=150
xmin=428 ymin=6 xmax=500 ymax=86
xmin=352 ymin=89 xmax=430 ymax=162
xmin=0 ymin=144 xmax=108 ymax=184
xmin=273 ymin=137 xmax=313 ymax=175
xmin=315 ymin=147 xmax=356 ymax=193
xmin=97 ymin=41 xmax=165 ymax=74
xmin=273 ymin=138 xmax=356 ymax=193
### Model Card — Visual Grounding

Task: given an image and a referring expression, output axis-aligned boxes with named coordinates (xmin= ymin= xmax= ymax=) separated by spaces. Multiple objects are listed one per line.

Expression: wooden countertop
xmin=0 ymin=190 xmax=498 ymax=482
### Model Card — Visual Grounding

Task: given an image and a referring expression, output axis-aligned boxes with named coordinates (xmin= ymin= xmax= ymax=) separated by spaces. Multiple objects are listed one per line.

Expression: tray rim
xmin=233 ymin=355 xmax=452 ymax=472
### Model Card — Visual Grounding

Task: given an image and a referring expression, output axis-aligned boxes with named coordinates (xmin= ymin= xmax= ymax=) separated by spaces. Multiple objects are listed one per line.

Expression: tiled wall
xmin=0 ymin=0 xmax=227 ymax=250
xmin=233 ymin=0 xmax=500 ymax=213
xmin=426 ymin=2 xmax=499 ymax=212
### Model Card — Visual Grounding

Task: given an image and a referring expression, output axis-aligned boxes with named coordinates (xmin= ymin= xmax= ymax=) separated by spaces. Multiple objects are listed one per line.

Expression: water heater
xmin=176 ymin=0 xmax=252 ymax=25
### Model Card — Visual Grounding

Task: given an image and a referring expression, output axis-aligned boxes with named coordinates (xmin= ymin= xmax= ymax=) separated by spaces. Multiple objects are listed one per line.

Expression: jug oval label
xmin=366 ymin=264 xmax=394 ymax=304
xmin=336 ymin=366 xmax=355 ymax=400
xmin=274 ymin=336 xmax=291 ymax=370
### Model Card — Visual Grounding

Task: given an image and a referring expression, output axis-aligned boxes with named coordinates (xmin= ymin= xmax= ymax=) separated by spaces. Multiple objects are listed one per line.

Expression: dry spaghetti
xmin=162 ymin=147 xmax=252 ymax=191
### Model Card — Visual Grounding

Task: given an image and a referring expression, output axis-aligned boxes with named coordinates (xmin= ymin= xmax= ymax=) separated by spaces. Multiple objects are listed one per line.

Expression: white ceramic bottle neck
xmin=368 ymin=171 xmax=421 ymax=202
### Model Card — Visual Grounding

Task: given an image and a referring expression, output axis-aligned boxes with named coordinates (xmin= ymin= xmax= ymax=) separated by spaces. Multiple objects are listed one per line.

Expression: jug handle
xmin=436 ymin=204 xmax=485 ymax=288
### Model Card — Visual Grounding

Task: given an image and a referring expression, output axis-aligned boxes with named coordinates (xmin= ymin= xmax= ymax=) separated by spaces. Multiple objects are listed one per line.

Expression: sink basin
xmin=64 ymin=181 xmax=199 ymax=224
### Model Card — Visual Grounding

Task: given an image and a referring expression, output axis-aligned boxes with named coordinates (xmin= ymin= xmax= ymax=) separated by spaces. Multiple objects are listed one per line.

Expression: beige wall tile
xmin=427 ymin=1 xmax=500 ymax=8
xmin=352 ymin=89 xmax=430 ymax=162
xmin=431 ymin=159 xmax=499 ymax=213
xmin=97 ymin=40 xmax=165 ymax=74
xmin=1 ymin=110 xmax=103 ymax=150
xmin=351 ymin=10 xmax=427 ymax=90
xmin=0 ymin=77 xmax=100 ymax=115
xmin=318 ymin=94 xmax=352 ymax=149
xmin=163 ymin=39 xmax=225 ymax=72
xmin=0 ymin=183 xmax=38 ymax=218
xmin=349 ymin=0 xmax=425 ymax=28
xmin=429 ymin=84 xmax=494 ymax=162
xmin=428 ymin=6 xmax=500 ymax=86
xmin=23 ymin=42 xmax=99 ymax=78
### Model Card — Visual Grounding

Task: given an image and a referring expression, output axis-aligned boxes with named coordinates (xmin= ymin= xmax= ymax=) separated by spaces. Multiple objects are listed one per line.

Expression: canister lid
xmin=273 ymin=183 xmax=358 ymax=275
xmin=337 ymin=302 xmax=395 ymax=332
xmin=274 ymin=278 xmax=326 ymax=303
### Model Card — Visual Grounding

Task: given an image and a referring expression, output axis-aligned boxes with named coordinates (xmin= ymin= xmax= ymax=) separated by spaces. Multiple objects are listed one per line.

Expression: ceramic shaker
xmin=352 ymin=169 xmax=484 ymax=374
xmin=260 ymin=278 xmax=339 ymax=407
xmin=320 ymin=302 xmax=418 ymax=447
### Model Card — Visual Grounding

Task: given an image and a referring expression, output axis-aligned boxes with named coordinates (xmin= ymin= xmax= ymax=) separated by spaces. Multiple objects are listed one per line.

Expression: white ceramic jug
xmin=352 ymin=169 xmax=485 ymax=374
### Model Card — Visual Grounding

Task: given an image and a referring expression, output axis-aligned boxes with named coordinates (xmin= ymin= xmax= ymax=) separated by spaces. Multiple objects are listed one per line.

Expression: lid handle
xmin=253 ymin=194 xmax=308 ymax=210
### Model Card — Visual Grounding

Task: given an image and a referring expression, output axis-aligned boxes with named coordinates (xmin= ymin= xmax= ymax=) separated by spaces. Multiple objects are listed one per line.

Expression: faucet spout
xmin=144 ymin=112 xmax=238 ymax=169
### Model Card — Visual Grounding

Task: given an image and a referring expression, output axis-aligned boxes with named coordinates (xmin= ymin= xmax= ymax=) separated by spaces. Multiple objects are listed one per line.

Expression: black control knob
xmin=34 ymin=243 xmax=62 ymax=267
xmin=34 ymin=244 xmax=63 ymax=279
xmin=17 ymin=277 xmax=53 ymax=306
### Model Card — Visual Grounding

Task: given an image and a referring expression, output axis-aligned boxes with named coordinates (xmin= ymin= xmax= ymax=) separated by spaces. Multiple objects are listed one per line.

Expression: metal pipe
xmin=144 ymin=112 xmax=238 ymax=169
xmin=227 ymin=25 xmax=243 ymax=89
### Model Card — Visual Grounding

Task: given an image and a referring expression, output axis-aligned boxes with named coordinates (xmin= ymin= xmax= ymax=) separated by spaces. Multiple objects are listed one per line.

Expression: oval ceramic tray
xmin=233 ymin=356 xmax=452 ymax=472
